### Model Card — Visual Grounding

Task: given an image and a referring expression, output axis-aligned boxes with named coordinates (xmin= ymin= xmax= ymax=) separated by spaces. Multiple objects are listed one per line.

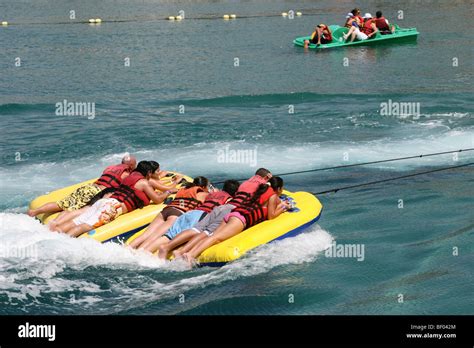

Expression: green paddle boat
xmin=293 ymin=24 xmax=418 ymax=49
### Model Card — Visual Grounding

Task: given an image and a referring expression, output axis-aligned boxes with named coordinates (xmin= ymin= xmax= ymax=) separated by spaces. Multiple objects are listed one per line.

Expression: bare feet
xmin=173 ymin=250 xmax=183 ymax=259
xmin=158 ymin=246 xmax=169 ymax=259
xmin=47 ymin=221 xmax=59 ymax=231
xmin=27 ymin=209 xmax=37 ymax=217
xmin=182 ymin=253 xmax=196 ymax=268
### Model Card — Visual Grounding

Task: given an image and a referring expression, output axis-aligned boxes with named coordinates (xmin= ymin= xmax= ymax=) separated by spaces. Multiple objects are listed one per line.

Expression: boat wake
xmin=0 ymin=213 xmax=333 ymax=314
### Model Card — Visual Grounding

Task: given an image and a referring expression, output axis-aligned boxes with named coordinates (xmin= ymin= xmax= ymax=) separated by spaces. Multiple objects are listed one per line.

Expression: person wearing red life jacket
xmin=136 ymin=179 xmax=240 ymax=256
xmin=52 ymin=161 xmax=172 ymax=237
xmin=182 ymin=176 xmax=290 ymax=267
xmin=163 ymin=168 xmax=274 ymax=259
xmin=129 ymin=176 xmax=210 ymax=250
xmin=344 ymin=13 xmax=378 ymax=42
xmin=29 ymin=154 xmax=137 ymax=222
xmin=375 ymin=11 xmax=395 ymax=34
xmin=304 ymin=24 xmax=333 ymax=48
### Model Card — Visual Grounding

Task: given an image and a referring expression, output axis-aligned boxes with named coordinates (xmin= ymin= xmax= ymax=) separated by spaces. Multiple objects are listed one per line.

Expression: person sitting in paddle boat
xmin=343 ymin=13 xmax=378 ymax=42
xmin=161 ymin=168 xmax=274 ymax=260
xmin=374 ymin=11 xmax=396 ymax=34
xmin=342 ymin=9 xmax=365 ymax=42
xmin=128 ymin=176 xmax=210 ymax=250
xmin=50 ymin=161 xmax=172 ymax=237
xmin=352 ymin=8 xmax=364 ymax=27
xmin=344 ymin=8 xmax=363 ymax=29
xmin=28 ymin=154 xmax=137 ymax=219
xmin=181 ymin=176 xmax=290 ymax=267
xmin=304 ymin=24 xmax=333 ymax=48
xmin=134 ymin=179 xmax=240 ymax=256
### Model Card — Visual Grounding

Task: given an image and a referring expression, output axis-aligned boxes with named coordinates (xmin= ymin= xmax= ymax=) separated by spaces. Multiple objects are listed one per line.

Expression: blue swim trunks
xmin=164 ymin=210 xmax=206 ymax=240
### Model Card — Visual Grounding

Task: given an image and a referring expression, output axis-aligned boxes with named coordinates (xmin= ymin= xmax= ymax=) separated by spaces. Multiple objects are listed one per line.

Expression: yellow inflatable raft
xmin=126 ymin=190 xmax=323 ymax=267
xmin=29 ymin=173 xmax=192 ymax=243
xmin=30 ymin=177 xmax=323 ymax=266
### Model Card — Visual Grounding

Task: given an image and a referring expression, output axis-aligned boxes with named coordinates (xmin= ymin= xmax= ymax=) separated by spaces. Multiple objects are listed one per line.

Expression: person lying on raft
xmin=128 ymin=176 xmax=210 ymax=250
xmin=304 ymin=24 xmax=333 ymax=48
xmin=141 ymin=179 xmax=240 ymax=255
xmin=181 ymin=176 xmax=289 ymax=266
xmin=28 ymin=154 xmax=137 ymax=219
xmin=374 ymin=11 xmax=396 ymax=34
xmin=158 ymin=167 xmax=273 ymax=259
xmin=50 ymin=161 xmax=172 ymax=237
xmin=343 ymin=13 xmax=378 ymax=42
xmin=44 ymin=159 xmax=176 ymax=229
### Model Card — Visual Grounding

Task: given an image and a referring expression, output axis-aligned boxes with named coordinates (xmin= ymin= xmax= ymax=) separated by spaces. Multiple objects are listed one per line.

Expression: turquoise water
xmin=0 ymin=0 xmax=473 ymax=315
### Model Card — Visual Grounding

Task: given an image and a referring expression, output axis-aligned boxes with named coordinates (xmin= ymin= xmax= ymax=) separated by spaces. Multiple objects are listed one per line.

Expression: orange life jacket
xmin=167 ymin=186 xmax=204 ymax=212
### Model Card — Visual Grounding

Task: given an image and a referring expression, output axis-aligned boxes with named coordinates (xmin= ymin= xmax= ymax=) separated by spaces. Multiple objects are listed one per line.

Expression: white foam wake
xmin=0 ymin=212 xmax=332 ymax=313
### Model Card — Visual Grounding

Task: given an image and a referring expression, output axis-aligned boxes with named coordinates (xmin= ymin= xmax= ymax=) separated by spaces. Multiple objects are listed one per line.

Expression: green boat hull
xmin=293 ymin=24 xmax=419 ymax=49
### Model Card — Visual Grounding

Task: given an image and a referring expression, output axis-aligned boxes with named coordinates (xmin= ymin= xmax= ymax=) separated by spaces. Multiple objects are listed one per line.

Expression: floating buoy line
xmin=0 ymin=10 xmax=321 ymax=27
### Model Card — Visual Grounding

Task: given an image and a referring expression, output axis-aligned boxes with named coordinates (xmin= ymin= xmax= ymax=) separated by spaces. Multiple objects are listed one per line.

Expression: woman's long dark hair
xmin=134 ymin=161 xmax=153 ymax=177
xmin=248 ymin=176 xmax=283 ymax=205
xmin=182 ymin=176 xmax=209 ymax=189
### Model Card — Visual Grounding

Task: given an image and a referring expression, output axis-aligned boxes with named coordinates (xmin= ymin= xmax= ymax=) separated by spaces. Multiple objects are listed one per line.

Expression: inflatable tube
xmin=126 ymin=190 xmax=323 ymax=266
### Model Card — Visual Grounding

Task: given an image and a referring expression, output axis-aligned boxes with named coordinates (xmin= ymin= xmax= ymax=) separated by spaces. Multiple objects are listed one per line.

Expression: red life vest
xmin=230 ymin=175 xmax=268 ymax=206
xmin=362 ymin=19 xmax=375 ymax=35
xmin=375 ymin=17 xmax=390 ymax=31
xmin=110 ymin=172 xmax=150 ymax=212
xmin=197 ymin=191 xmax=231 ymax=213
xmin=95 ymin=164 xmax=130 ymax=188
xmin=232 ymin=187 xmax=276 ymax=228
xmin=321 ymin=26 xmax=332 ymax=41
xmin=167 ymin=186 xmax=204 ymax=212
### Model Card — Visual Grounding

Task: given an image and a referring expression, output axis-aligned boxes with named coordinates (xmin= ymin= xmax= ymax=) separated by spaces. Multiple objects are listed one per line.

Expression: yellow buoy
xmin=223 ymin=14 xmax=230 ymax=20
xmin=1 ymin=21 xmax=8 ymax=26
xmin=296 ymin=12 xmax=303 ymax=16
xmin=168 ymin=16 xmax=176 ymax=21
xmin=281 ymin=12 xmax=288 ymax=17
xmin=176 ymin=15 xmax=182 ymax=21
xmin=230 ymin=14 xmax=237 ymax=19
xmin=95 ymin=18 xmax=102 ymax=23
xmin=88 ymin=19 xmax=96 ymax=23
